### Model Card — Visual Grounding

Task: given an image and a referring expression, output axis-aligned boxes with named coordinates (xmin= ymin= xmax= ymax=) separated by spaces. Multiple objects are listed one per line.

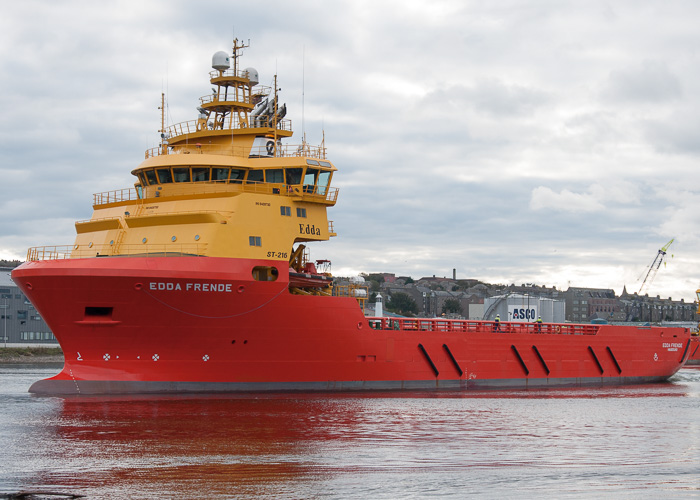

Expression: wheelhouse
xmin=132 ymin=159 xmax=334 ymax=198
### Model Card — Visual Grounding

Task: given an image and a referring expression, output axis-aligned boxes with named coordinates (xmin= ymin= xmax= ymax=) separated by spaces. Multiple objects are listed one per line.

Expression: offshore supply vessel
xmin=12 ymin=40 xmax=692 ymax=394
xmin=685 ymin=289 xmax=700 ymax=366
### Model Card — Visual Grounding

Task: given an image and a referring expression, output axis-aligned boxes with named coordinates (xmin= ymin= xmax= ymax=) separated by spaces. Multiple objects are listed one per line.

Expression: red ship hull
xmin=686 ymin=336 xmax=700 ymax=366
xmin=12 ymin=257 xmax=691 ymax=395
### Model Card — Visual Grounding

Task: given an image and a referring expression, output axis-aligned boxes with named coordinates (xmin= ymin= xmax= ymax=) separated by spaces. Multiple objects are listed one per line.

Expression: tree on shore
xmin=442 ymin=298 xmax=462 ymax=315
xmin=387 ymin=292 xmax=418 ymax=316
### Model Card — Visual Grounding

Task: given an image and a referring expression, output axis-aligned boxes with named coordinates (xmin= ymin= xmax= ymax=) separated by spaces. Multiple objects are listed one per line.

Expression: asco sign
xmin=508 ymin=305 xmax=538 ymax=322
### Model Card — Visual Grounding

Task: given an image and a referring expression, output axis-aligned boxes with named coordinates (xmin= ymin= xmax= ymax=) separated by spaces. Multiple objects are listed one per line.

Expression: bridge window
xmin=247 ymin=170 xmax=264 ymax=183
xmin=230 ymin=169 xmax=245 ymax=183
xmin=173 ymin=168 xmax=190 ymax=182
xmin=266 ymin=169 xmax=284 ymax=183
xmin=303 ymin=168 xmax=318 ymax=193
xmin=157 ymin=168 xmax=173 ymax=184
xmin=212 ymin=168 xmax=229 ymax=182
xmin=192 ymin=168 xmax=210 ymax=182
xmin=144 ymin=170 xmax=158 ymax=185
xmin=286 ymin=168 xmax=303 ymax=185
xmin=317 ymin=171 xmax=331 ymax=196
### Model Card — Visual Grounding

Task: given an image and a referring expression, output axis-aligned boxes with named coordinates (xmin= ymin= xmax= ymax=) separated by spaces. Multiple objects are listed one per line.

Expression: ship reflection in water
xmin=1 ymin=366 xmax=699 ymax=498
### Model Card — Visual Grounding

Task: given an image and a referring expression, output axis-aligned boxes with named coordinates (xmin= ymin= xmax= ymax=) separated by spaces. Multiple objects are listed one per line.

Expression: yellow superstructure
xmin=32 ymin=39 xmax=338 ymax=267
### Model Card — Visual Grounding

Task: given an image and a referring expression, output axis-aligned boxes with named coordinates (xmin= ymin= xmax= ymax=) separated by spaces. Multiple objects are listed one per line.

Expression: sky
xmin=1 ymin=0 xmax=699 ymax=301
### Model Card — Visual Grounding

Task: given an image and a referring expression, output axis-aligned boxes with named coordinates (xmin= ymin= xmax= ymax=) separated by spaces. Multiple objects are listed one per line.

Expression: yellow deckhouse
xmin=33 ymin=40 xmax=338 ymax=269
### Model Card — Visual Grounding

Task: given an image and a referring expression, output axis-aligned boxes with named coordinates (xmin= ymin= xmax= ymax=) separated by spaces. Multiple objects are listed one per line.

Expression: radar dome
xmin=244 ymin=67 xmax=259 ymax=85
xmin=212 ymin=51 xmax=230 ymax=70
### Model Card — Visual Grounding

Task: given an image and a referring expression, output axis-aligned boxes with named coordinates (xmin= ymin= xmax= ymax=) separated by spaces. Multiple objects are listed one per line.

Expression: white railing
xmin=26 ymin=244 xmax=208 ymax=261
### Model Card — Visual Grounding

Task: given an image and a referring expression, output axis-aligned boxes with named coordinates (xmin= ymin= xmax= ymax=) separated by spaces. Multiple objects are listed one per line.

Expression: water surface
xmin=1 ymin=365 xmax=699 ymax=498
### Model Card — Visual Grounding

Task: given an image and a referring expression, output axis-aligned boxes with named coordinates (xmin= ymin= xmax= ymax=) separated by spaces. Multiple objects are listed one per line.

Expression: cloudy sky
xmin=1 ymin=1 xmax=699 ymax=301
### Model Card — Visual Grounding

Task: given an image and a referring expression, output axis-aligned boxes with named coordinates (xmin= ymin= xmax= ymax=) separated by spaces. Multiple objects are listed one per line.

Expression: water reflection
xmin=2 ymin=367 xmax=699 ymax=498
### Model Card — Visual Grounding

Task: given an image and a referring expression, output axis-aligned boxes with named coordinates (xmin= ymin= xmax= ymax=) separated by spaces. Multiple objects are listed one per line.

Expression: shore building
xmin=0 ymin=266 xmax=56 ymax=346
xmin=483 ymin=294 xmax=566 ymax=323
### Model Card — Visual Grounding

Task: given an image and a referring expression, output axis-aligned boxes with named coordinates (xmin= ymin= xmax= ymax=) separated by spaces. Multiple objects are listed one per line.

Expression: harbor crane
xmin=638 ymin=238 xmax=674 ymax=295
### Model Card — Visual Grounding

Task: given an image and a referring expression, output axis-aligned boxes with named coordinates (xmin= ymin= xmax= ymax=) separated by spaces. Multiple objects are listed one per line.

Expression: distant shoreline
xmin=0 ymin=347 xmax=64 ymax=364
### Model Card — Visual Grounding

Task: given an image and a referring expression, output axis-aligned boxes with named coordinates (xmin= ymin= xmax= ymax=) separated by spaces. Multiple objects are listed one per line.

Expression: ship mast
xmin=273 ymin=74 xmax=278 ymax=156
xmin=158 ymin=92 xmax=167 ymax=155
xmin=152 ymin=38 xmax=293 ymax=157
xmin=230 ymin=38 xmax=248 ymax=74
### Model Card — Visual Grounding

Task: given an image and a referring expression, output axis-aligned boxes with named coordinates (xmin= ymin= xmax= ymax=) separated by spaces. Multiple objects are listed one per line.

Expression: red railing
xmin=365 ymin=317 xmax=599 ymax=336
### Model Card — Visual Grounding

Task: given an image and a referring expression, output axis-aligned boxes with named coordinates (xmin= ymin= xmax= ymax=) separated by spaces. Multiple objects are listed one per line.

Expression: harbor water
xmin=1 ymin=365 xmax=699 ymax=499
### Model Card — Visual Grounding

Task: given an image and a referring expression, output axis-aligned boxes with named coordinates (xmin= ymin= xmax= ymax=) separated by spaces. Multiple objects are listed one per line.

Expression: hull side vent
xmin=85 ymin=307 xmax=113 ymax=318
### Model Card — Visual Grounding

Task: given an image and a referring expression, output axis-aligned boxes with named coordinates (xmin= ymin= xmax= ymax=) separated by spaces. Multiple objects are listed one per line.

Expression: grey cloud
xmin=602 ymin=61 xmax=682 ymax=103
xmin=470 ymin=79 xmax=550 ymax=116
xmin=422 ymin=80 xmax=549 ymax=118
xmin=643 ymin=109 xmax=700 ymax=155
xmin=1 ymin=0 xmax=699 ymax=301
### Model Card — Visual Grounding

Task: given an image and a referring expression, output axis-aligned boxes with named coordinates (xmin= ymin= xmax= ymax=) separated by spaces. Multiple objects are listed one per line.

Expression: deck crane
xmin=638 ymin=238 xmax=674 ymax=295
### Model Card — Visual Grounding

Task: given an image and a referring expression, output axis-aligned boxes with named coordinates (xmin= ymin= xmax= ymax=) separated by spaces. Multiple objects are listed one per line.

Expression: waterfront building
xmin=0 ymin=266 xmax=56 ymax=345
xmin=483 ymin=294 xmax=566 ymax=323
xmin=618 ymin=287 xmax=697 ymax=323
xmin=564 ymin=287 xmax=621 ymax=323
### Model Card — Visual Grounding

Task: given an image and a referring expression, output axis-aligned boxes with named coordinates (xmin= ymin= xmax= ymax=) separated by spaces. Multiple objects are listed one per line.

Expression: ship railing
xmin=237 ymin=181 xmax=338 ymax=204
xmin=145 ymin=141 xmax=326 ymax=160
xmin=208 ymin=68 xmax=269 ymax=81
xmin=198 ymin=84 xmax=273 ymax=106
xmin=93 ymin=188 xmax=142 ymax=206
xmin=152 ymin=115 xmax=293 ymax=146
xmin=75 ymin=215 xmax=127 ymax=226
xmin=76 ymin=210 xmax=224 ymax=225
xmin=250 ymin=143 xmax=327 ymax=159
xmin=26 ymin=244 xmax=208 ymax=261
xmin=366 ymin=317 xmax=599 ymax=335
xmin=198 ymin=93 xmax=253 ymax=106
xmin=94 ymin=182 xmax=339 ymax=207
